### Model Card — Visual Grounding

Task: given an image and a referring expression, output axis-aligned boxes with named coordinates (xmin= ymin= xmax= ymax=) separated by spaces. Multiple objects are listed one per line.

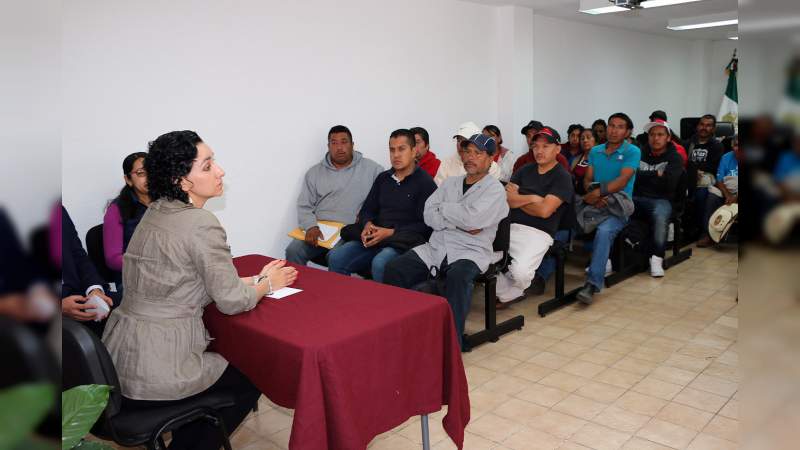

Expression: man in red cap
xmin=513 ymin=120 xmax=569 ymax=174
xmin=497 ymin=125 xmax=574 ymax=305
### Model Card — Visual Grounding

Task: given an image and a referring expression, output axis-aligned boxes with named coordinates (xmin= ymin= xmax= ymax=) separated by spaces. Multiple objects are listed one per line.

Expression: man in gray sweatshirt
xmin=285 ymin=125 xmax=383 ymax=265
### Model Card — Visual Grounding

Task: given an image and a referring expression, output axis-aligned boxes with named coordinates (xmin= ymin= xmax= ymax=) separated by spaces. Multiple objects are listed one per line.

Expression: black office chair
xmin=715 ymin=122 xmax=735 ymax=139
xmin=665 ymin=170 xmax=693 ymax=268
xmin=462 ymin=217 xmax=524 ymax=351
xmin=0 ymin=317 xmax=61 ymax=438
xmin=28 ymin=224 xmax=59 ymax=283
xmin=85 ymin=224 xmax=118 ymax=284
xmin=62 ymin=318 xmax=236 ymax=450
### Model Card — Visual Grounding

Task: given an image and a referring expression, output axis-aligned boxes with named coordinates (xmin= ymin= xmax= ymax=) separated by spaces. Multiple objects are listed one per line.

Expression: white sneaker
xmin=650 ymin=255 xmax=665 ymax=278
xmin=585 ymin=260 xmax=613 ymax=276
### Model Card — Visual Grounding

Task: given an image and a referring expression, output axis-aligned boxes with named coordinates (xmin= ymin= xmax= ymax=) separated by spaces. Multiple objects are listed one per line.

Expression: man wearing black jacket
xmin=60 ymin=205 xmax=114 ymax=334
xmin=633 ymin=119 xmax=684 ymax=277
xmin=327 ymin=129 xmax=437 ymax=282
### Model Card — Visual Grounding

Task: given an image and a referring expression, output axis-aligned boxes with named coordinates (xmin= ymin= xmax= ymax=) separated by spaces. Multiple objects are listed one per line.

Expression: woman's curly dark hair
xmin=145 ymin=130 xmax=203 ymax=203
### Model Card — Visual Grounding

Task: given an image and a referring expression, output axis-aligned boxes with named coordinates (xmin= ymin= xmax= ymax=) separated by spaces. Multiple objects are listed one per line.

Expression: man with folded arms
xmin=513 ymin=120 xmax=569 ymax=173
xmin=286 ymin=125 xmax=383 ymax=265
xmin=496 ymin=126 xmax=574 ymax=305
xmin=384 ymin=134 xmax=509 ymax=350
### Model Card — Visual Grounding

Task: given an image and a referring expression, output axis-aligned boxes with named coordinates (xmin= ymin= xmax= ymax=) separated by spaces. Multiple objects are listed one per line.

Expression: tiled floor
xmin=100 ymin=244 xmax=739 ymax=450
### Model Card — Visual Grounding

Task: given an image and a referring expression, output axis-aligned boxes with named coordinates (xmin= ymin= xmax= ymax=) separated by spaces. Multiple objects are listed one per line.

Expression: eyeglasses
xmin=130 ymin=169 xmax=146 ymax=177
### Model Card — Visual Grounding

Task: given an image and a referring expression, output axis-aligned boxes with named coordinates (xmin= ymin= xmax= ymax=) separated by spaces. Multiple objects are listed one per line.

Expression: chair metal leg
xmin=205 ymin=411 xmax=233 ymax=450
xmin=420 ymin=414 xmax=431 ymax=450
xmin=462 ymin=273 xmax=524 ymax=351
xmin=538 ymin=248 xmax=579 ymax=317
xmin=484 ymin=276 xmax=496 ymax=332
xmin=554 ymin=247 xmax=565 ymax=299
xmin=664 ymin=218 xmax=692 ymax=269
xmin=147 ymin=407 xmax=233 ymax=450
xmin=147 ymin=436 xmax=166 ymax=450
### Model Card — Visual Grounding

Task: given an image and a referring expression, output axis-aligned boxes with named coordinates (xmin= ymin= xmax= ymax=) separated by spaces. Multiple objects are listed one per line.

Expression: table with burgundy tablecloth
xmin=203 ymin=254 xmax=470 ymax=450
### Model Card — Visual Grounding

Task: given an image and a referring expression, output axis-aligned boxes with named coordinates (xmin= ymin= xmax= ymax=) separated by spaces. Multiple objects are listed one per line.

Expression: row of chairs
xmin=463 ymin=171 xmax=696 ymax=351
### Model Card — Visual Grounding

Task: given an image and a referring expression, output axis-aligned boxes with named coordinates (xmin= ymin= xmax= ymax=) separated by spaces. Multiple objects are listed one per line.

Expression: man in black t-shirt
xmin=687 ymin=115 xmax=724 ymax=233
xmin=497 ymin=126 xmax=574 ymax=304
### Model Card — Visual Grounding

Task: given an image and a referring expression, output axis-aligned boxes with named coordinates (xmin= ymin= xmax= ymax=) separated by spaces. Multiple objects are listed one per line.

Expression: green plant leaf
xmin=13 ymin=436 xmax=59 ymax=450
xmin=73 ymin=439 xmax=115 ymax=450
xmin=61 ymin=385 xmax=111 ymax=450
xmin=0 ymin=383 xmax=55 ymax=450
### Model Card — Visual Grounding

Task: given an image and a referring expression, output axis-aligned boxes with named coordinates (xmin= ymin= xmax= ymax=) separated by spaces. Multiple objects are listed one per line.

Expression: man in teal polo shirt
xmin=576 ymin=112 xmax=641 ymax=305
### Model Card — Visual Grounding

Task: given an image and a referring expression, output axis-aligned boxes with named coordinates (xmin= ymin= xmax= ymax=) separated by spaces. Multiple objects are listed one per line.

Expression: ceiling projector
xmin=611 ymin=0 xmax=644 ymax=9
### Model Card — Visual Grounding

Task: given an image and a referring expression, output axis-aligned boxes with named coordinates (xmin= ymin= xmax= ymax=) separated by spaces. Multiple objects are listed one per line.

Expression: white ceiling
xmin=464 ymin=0 xmax=739 ymax=40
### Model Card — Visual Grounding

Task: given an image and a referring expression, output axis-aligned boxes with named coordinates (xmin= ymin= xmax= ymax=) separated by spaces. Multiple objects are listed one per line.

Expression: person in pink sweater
xmin=103 ymin=152 xmax=150 ymax=273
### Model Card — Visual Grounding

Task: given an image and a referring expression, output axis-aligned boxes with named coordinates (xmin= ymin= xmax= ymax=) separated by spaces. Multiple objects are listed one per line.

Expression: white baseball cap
xmin=643 ymin=118 xmax=671 ymax=134
xmin=453 ymin=122 xmax=482 ymax=140
xmin=708 ymin=203 xmax=738 ymax=243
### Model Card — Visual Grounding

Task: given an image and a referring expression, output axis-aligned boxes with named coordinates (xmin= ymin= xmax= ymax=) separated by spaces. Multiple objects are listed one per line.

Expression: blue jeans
xmin=633 ymin=197 xmax=672 ymax=257
xmin=285 ymin=239 xmax=329 ymax=266
xmin=536 ymin=229 xmax=570 ymax=282
xmin=586 ymin=215 xmax=627 ymax=292
xmin=694 ymin=187 xmax=709 ymax=232
xmin=327 ymin=240 xmax=400 ymax=283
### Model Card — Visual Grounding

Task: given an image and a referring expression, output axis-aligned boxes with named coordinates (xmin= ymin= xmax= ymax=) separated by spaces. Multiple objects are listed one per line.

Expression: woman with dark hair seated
xmin=102 ymin=130 xmax=298 ymax=450
xmin=572 ymin=128 xmax=597 ymax=195
xmin=103 ymin=152 xmax=149 ymax=278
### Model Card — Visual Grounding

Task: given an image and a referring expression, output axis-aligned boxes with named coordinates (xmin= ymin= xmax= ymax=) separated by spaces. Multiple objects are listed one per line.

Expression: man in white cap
xmin=632 ymin=118 xmax=684 ymax=276
xmin=433 ymin=121 xmax=502 ymax=185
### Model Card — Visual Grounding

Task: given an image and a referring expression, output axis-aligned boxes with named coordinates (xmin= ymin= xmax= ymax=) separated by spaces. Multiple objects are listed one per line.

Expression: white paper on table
xmin=317 ymin=222 xmax=341 ymax=246
xmin=266 ymin=287 xmax=303 ymax=299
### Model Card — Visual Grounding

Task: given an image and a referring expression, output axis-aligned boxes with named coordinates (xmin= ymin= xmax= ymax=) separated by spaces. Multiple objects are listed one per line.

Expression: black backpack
xmin=616 ymin=219 xmax=651 ymax=268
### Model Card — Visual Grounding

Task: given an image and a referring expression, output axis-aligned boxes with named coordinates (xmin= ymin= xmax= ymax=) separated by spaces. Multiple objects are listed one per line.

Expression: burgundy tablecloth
xmin=203 ymin=254 xmax=470 ymax=449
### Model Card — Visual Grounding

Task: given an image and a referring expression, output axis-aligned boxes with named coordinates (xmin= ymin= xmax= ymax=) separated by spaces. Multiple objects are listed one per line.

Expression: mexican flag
xmin=718 ymin=53 xmax=738 ymax=125
xmin=777 ymin=55 xmax=800 ymax=130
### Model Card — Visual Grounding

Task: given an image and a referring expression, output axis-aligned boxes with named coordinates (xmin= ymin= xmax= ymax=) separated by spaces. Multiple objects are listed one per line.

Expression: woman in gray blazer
xmin=102 ymin=130 xmax=298 ymax=450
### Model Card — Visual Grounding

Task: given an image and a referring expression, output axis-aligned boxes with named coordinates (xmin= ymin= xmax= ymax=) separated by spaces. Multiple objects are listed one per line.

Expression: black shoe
xmin=527 ymin=275 xmax=546 ymax=296
xmin=576 ymin=284 xmax=596 ymax=305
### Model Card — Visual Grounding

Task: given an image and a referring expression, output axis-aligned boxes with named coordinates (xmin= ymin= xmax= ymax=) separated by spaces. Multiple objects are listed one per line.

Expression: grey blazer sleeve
xmin=190 ymin=214 xmax=259 ymax=315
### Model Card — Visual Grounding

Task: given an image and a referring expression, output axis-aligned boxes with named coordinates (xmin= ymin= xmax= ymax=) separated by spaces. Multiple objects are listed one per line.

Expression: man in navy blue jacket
xmin=60 ymin=206 xmax=114 ymax=332
xmin=327 ymin=129 xmax=437 ymax=282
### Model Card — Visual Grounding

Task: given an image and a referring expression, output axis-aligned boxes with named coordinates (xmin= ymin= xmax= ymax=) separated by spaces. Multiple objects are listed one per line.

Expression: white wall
xmin=530 ymin=14 xmax=705 ymax=138
xmin=62 ymin=0 xmax=727 ymax=258
xmin=494 ymin=6 xmax=534 ymax=154
xmin=62 ymin=0 xmax=498 ymax=257
xmin=1 ymin=1 xmax=61 ymax=238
